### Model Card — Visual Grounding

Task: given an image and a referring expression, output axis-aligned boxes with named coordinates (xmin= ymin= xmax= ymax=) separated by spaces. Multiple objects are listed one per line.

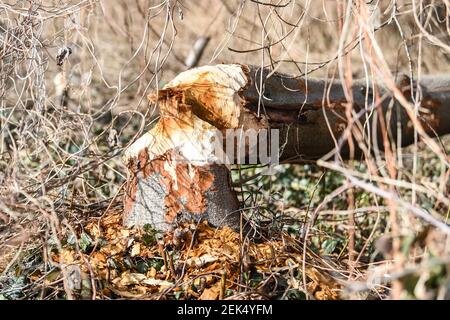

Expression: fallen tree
xmin=122 ymin=64 xmax=450 ymax=232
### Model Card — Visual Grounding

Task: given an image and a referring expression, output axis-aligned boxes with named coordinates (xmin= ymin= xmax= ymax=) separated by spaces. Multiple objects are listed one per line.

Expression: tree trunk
xmin=122 ymin=64 xmax=450 ymax=231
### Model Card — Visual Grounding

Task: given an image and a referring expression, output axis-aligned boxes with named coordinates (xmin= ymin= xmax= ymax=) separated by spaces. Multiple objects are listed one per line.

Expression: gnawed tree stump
xmin=122 ymin=65 xmax=247 ymax=231
xmin=123 ymin=64 xmax=450 ymax=231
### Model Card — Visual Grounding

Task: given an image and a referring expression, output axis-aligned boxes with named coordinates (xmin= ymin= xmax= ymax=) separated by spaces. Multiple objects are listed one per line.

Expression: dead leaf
xmin=147 ymin=267 xmax=157 ymax=278
xmin=141 ymin=278 xmax=173 ymax=287
xmin=131 ymin=243 xmax=141 ymax=257
xmin=119 ymin=272 xmax=146 ymax=286
xmin=86 ymin=223 xmax=101 ymax=239
xmin=186 ymin=254 xmax=218 ymax=268
xmin=199 ymin=282 xmax=221 ymax=300
xmin=59 ymin=249 xmax=76 ymax=264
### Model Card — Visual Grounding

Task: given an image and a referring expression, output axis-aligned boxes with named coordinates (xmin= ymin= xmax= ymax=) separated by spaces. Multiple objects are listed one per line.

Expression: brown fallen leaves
xmin=43 ymin=211 xmax=341 ymax=300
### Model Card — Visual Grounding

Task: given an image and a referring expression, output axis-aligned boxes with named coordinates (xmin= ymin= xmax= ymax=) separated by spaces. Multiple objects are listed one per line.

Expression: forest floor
xmin=1 ymin=0 xmax=449 ymax=300
xmin=1 ymin=136 xmax=448 ymax=300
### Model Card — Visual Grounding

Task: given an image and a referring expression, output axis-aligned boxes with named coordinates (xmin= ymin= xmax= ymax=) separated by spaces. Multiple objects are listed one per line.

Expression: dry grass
xmin=0 ymin=0 xmax=449 ymax=300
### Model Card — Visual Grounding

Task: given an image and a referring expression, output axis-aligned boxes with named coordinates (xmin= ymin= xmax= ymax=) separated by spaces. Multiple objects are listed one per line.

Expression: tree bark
xmin=122 ymin=64 xmax=450 ymax=231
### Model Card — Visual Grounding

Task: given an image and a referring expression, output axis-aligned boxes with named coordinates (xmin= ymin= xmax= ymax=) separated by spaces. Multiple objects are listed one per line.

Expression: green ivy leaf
xmin=79 ymin=232 xmax=93 ymax=253
xmin=321 ymin=239 xmax=338 ymax=255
